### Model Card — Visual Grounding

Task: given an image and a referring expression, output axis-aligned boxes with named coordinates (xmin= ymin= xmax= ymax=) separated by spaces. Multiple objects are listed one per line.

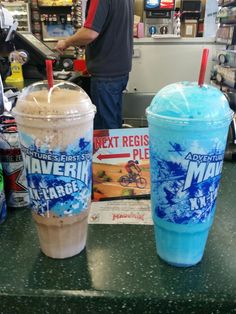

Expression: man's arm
xmin=55 ymin=27 xmax=99 ymax=53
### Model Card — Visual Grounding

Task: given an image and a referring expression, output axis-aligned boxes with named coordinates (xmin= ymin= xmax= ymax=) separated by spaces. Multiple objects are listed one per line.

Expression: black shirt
xmin=84 ymin=0 xmax=134 ymax=77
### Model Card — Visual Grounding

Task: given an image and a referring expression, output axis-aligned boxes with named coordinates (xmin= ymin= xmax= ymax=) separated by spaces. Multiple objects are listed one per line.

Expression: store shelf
xmin=216 ymin=37 xmax=234 ymax=44
xmin=215 ymin=1 xmax=236 ymax=151
xmin=1 ymin=1 xmax=26 ymax=6
xmin=212 ymin=83 xmax=236 ymax=112
xmin=222 ymin=0 xmax=236 ymax=7
xmin=2 ymin=2 xmax=31 ymax=32
xmin=37 ymin=0 xmax=72 ymax=6
xmin=212 ymin=79 xmax=236 ymax=92
xmin=220 ymin=18 xmax=236 ymax=24
xmin=38 ymin=5 xmax=72 ymax=7
xmin=215 ymin=24 xmax=236 ymax=45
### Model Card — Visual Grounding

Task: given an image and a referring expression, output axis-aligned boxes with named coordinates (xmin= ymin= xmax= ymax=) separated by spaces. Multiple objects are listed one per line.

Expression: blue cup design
xmin=146 ymin=82 xmax=233 ymax=267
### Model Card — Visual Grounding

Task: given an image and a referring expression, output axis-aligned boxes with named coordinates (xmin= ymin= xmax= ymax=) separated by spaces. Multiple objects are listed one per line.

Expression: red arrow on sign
xmin=97 ymin=153 xmax=131 ymax=160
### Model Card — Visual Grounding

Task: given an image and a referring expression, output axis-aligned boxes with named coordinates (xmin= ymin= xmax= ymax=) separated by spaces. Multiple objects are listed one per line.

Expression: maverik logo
xmin=183 ymin=152 xmax=224 ymax=190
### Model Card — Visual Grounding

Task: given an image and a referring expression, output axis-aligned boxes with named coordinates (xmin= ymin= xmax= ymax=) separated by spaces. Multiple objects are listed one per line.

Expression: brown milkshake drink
xmin=13 ymin=81 xmax=96 ymax=258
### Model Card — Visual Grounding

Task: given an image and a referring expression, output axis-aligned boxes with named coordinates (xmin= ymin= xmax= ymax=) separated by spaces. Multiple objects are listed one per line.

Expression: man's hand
xmin=55 ymin=28 xmax=98 ymax=54
xmin=55 ymin=40 xmax=68 ymax=54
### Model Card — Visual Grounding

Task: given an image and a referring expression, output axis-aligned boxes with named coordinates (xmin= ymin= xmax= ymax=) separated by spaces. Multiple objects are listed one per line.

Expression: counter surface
xmin=0 ymin=162 xmax=236 ymax=313
xmin=133 ymin=37 xmax=217 ymax=45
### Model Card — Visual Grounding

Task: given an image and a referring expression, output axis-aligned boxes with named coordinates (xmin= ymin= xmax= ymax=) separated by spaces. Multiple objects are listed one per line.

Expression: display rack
xmin=214 ymin=3 xmax=236 ymax=94
xmin=2 ymin=1 xmax=31 ymax=32
xmin=30 ymin=0 xmax=86 ymax=59
xmin=222 ymin=0 xmax=236 ymax=7
xmin=214 ymin=0 xmax=236 ymax=158
xmin=30 ymin=0 xmax=73 ymax=41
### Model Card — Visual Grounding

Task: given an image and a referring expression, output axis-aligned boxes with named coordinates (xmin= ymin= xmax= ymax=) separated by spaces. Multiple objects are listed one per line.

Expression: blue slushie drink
xmin=146 ymin=82 xmax=233 ymax=267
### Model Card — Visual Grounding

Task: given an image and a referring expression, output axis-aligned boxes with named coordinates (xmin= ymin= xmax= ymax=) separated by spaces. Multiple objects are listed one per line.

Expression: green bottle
xmin=0 ymin=163 xmax=7 ymax=224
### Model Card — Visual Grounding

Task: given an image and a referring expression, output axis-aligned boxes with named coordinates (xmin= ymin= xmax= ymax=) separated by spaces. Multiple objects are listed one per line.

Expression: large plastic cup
xmin=146 ymin=82 xmax=233 ymax=267
xmin=13 ymin=81 xmax=96 ymax=258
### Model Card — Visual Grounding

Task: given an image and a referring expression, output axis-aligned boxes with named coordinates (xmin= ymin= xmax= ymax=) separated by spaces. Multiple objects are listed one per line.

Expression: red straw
xmin=198 ymin=48 xmax=209 ymax=87
xmin=45 ymin=60 xmax=54 ymax=89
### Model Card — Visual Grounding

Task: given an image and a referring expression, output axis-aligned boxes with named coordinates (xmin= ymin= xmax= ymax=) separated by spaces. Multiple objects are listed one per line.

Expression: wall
xmin=175 ymin=0 xmax=181 ymax=8
xmin=122 ymin=38 xmax=222 ymax=124
xmin=134 ymin=0 xmax=144 ymax=19
xmin=128 ymin=38 xmax=218 ymax=93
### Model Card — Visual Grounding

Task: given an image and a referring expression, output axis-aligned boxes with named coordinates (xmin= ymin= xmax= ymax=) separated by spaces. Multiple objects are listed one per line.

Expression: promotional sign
xmin=89 ymin=199 xmax=152 ymax=225
xmin=204 ymin=0 xmax=218 ymax=38
xmin=93 ymin=128 xmax=150 ymax=201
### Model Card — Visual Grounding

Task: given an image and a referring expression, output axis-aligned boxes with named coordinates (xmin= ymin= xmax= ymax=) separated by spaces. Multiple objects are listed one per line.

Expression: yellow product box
xmin=5 ymin=62 xmax=24 ymax=89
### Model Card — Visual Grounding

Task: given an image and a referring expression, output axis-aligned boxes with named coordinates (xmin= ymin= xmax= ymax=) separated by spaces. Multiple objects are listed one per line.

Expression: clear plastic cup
xmin=13 ymin=81 xmax=96 ymax=258
xmin=146 ymin=82 xmax=233 ymax=267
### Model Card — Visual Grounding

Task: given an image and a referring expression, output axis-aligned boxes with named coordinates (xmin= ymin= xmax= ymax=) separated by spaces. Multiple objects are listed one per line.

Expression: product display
xmin=0 ymin=122 xmax=29 ymax=209
xmin=13 ymin=81 xmax=96 ymax=258
xmin=2 ymin=2 xmax=31 ymax=32
xmin=71 ymin=0 xmax=84 ymax=59
xmin=214 ymin=1 xmax=236 ymax=159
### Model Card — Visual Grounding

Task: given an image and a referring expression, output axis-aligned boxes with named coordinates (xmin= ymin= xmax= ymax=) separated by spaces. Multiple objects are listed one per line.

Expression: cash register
xmin=13 ymin=31 xmax=58 ymax=79
xmin=0 ymin=5 xmax=89 ymax=86
xmin=13 ymin=32 xmax=90 ymax=92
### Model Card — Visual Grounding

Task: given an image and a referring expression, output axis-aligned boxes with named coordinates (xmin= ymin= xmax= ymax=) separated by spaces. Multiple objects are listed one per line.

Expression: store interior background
xmin=0 ymin=0 xmax=224 ymax=128
xmin=134 ymin=0 xmax=206 ymax=19
xmin=126 ymin=0 xmax=218 ymax=128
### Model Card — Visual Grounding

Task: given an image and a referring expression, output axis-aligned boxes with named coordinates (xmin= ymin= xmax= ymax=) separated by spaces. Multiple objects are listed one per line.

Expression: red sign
xmin=160 ymin=0 xmax=175 ymax=9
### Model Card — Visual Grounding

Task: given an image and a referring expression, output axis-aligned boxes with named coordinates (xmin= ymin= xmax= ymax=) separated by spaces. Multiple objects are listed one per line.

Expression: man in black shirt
xmin=55 ymin=0 xmax=134 ymax=130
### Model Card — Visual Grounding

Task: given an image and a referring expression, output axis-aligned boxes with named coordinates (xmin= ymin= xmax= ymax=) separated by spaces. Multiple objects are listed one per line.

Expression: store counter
xmin=0 ymin=162 xmax=236 ymax=314
xmin=128 ymin=37 xmax=222 ymax=94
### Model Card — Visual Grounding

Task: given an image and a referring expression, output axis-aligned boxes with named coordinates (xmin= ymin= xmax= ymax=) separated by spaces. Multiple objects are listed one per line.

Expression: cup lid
xmin=13 ymin=80 xmax=96 ymax=119
xmin=146 ymin=82 xmax=233 ymax=124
